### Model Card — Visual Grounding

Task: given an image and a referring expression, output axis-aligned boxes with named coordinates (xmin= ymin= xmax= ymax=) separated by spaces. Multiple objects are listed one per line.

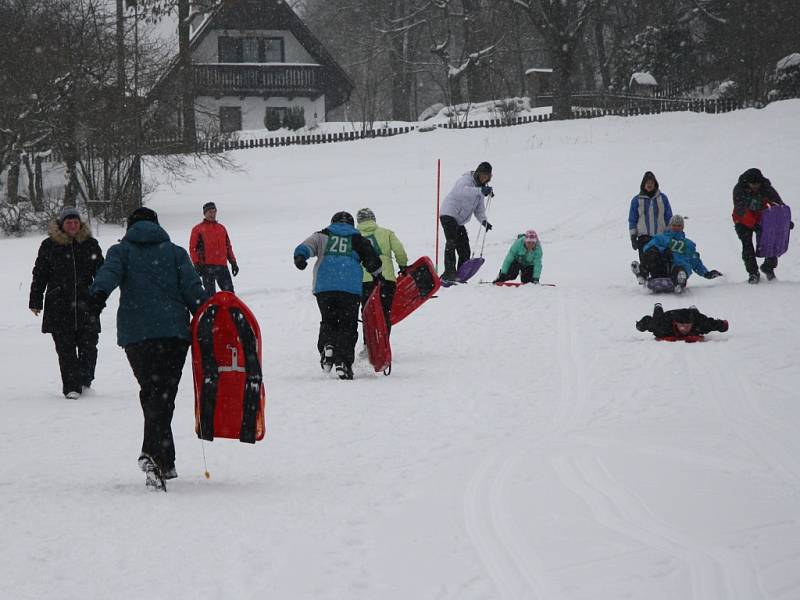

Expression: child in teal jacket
xmin=494 ymin=230 xmax=543 ymax=284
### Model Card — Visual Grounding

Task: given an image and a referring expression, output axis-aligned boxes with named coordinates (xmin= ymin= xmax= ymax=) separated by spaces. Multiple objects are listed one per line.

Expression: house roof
xmin=630 ymin=72 xmax=657 ymax=87
xmin=150 ymin=0 xmax=354 ymax=109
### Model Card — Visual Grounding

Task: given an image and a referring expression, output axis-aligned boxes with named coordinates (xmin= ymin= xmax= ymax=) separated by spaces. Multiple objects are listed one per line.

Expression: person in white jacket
xmin=440 ymin=161 xmax=494 ymax=281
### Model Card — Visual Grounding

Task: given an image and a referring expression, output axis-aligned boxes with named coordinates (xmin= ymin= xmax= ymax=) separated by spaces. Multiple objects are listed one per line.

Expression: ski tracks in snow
xmin=462 ymin=287 xmax=594 ymax=600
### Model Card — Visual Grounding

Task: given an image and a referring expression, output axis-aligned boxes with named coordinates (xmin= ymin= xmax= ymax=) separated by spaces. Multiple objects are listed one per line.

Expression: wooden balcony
xmin=193 ymin=64 xmax=323 ymax=97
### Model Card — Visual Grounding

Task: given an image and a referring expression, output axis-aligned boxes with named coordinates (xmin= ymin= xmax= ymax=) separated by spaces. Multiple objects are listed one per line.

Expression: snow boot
xmin=65 ymin=390 xmax=81 ymax=400
xmin=334 ymin=363 xmax=353 ymax=380
xmin=163 ymin=466 xmax=178 ymax=480
xmin=138 ymin=454 xmax=166 ymax=492
xmin=631 ymin=261 xmax=645 ymax=285
xmin=748 ymin=272 xmax=760 ymax=284
xmin=673 ymin=270 xmax=687 ymax=294
xmin=320 ymin=345 xmax=334 ymax=373
xmin=760 ymin=265 xmax=776 ymax=281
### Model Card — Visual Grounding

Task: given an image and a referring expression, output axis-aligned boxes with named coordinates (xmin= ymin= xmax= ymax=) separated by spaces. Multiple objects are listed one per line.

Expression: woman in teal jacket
xmin=89 ymin=207 xmax=208 ymax=488
xmin=494 ymin=230 xmax=543 ymax=284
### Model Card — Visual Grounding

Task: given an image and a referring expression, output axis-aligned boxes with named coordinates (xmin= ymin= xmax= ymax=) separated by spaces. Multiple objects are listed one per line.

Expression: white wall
xmin=193 ymin=30 xmax=316 ymax=64
xmin=195 ymin=95 xmax=327 ymax=133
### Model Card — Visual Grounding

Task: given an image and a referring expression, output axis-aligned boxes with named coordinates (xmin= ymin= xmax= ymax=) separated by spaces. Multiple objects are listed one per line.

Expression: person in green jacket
xmin=356 ymin=208 xmax=408 ymax=334
xmin=494 ymin=229 xmax=543 ymax=284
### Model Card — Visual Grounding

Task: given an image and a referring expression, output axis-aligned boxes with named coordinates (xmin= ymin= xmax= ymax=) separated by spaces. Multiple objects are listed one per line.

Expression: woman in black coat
xmin=29 ymin=207 xmax=104 ymax=398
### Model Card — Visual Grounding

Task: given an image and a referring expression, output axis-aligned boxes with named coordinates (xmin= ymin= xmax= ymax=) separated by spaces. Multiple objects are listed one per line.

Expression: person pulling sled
xmin=636 ymin=303 xmax=728 ymax=341
xmin=632 ymin=215 xmax=722 ymax=293
xmin=440 ymin=161 xmax=494 ymax=283
xmin=493 ymin=229 xmax=543 ymax=284
xmin=294 ymin=211 xmax=383 ymax=380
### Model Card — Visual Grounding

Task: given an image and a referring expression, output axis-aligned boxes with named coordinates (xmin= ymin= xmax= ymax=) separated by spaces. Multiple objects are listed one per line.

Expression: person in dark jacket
xmin=636 ymin=303 xmax=728 ymax=340
xmin=732 ymin=168 xmax=789 ymax=283
xmin=628 ymin=171 xmax=673 ymax=265
xmin=189 ymin=201 xmax=238 ymax=293
xmin=293 ymin=211 xmax=383 ymax=380
xmin=89 ymin=207 xmax=209 ymax=489
xmin=29 ymin=206 xmax=104 ymax=399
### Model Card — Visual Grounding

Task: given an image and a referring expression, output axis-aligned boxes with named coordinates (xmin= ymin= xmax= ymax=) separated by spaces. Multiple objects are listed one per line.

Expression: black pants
xmin=440 ymin=215 xmax=470 ymax=278
xmin=198 ymin=264 xmax=234 ymax=294
xmin=52 ymin=328 xmax=99 ymax=395
xmin=734 ymin=223 xmax=777 ymax=275
xmin=124 ymin=338 xmax=190 ymax=471
xmin=361 ymin=280 xmax=397 ymax=338
xmin=498 ymin=261 xmax=535 ymax=283
xmin=641 ymin=248 xmax=685 ymax=283
xmin=316 ymin=291 xmax=360 ymax=368
xmin=635 ymin=234 xmax=652 ymax=264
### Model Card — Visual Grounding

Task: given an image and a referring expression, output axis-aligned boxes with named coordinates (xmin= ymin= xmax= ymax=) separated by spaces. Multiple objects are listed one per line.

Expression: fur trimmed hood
xmin=47 ymin=220 xmax=93 ymax=245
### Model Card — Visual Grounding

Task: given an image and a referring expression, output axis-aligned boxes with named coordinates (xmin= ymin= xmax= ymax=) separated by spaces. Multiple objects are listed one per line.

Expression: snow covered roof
xmin=776 ymin=53 xmax=800 ymax=72
xmin=630 ymin=72 xmax=658 ymax=87
xmin=525 ymin=68 xmax=553 ymax=75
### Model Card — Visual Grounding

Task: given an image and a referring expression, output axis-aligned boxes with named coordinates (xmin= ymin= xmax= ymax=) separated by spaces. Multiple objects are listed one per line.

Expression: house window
xmin=218 ymin=36 xmax=285 ymax=63
xmin=219 ymin=106 xmax=242 ymax=133
xmin=263 ymin=38 xmax=284 ymax=62
xmin=218 ymin=37 xmax=241 ymax=63
xmin=242 ymin=38 xmax=260 ymax=62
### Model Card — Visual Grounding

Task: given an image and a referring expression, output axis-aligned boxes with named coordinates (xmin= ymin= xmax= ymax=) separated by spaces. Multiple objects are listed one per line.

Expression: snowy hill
xmin=2 ymin=100 xmax=799 ymax=600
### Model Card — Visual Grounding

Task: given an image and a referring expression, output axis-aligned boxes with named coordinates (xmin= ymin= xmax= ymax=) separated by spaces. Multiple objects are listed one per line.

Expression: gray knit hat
xmin=58 ymin=206 xmax=81 ymax=226
xmin=356 ymin=208 xmax=376 ymax=223
xmin=669 ymin=214 xmax=685 ymax=228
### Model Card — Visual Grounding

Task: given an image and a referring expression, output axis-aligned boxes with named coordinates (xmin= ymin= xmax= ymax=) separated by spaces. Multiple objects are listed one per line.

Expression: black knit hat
xmin=330 ymin=211 xmax=355 ymax=226
xmin=127 ymin=207 xmax=159 ymax=229
xmin=475 ymin=161 xmax=492 ymax=175
xmin=203 ymin=202 xmax=217 ymax=212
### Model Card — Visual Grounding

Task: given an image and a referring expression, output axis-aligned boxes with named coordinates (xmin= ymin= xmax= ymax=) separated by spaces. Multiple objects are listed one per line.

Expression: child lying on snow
xmin=635 ymin=303 xmax=728 ymax=342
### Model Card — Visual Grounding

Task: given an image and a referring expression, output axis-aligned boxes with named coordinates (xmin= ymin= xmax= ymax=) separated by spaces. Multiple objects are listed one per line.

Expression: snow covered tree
xmin=506 ymin=0 xmax=599 ymax=119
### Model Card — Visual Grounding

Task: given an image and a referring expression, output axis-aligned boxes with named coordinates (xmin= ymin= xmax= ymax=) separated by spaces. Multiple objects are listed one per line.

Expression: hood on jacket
xmin=738 ymin=168 xmax=770 ymax=188
xmin=123 ymin=220 xmax=170 ymax=245
xmin=640 ymin=171 xmax=659 ymax=196
xmin=357 ymin=219 xmax=378 ymax=234
xmin=325 ymin=222 xmax=359 ymax=236
xmin=47 ymin=220 xmax=93 ymax=245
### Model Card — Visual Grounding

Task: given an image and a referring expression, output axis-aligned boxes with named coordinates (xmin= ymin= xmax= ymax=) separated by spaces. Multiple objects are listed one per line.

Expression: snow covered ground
xmin=2 ymin=100 xmax=799 ymax=600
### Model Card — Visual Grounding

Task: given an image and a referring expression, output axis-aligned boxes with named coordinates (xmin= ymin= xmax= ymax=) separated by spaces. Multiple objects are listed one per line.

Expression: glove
xmin=748 ymin=197 xmax=762 ymax=211
xmin=630 ymin=234 xmax=638 ymax=250
xmin=482 ymin=220 xmax=493 ymax=231
xmin=87 ymin=292 xmax=107 ymax=317
xmin=481 ymin=185 xmax=493 ymax=197
xmin=230 ymin=262 xmax=239 ymax=277
xmin=791 ymin=221 xmax=795 ymax=230
xmin=397 ymin=266 xmax=408 ymax=277
xmin=532 ymin=278 xmax=539 ymax=284
xmin=703 ymin=269 xmax=722 ymax=279
xmin=30 ymin=308 xmax=41 ymax=316
xmin=294 ymin=255 xmax=307 ymax=270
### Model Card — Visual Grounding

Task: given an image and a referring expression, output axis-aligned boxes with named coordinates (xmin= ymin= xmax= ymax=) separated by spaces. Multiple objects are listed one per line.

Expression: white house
xmin=151 ymin=0 xmax=353 ymax=135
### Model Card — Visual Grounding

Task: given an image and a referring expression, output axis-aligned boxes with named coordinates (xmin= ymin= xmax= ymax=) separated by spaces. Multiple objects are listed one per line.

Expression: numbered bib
xmin=325 ymin=234 xmax=353 ymax=257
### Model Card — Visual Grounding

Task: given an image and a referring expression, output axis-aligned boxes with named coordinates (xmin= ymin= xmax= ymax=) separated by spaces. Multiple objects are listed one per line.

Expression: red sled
xmin=191 ymin=291 xmax=266 ymax=443
xmin=363 ymin=282 xmax=392 ymax=375
xmin=390 ymin=256 xmax=441 ymax=325
xmin=656 ymin=335 xmax=705 ymax=343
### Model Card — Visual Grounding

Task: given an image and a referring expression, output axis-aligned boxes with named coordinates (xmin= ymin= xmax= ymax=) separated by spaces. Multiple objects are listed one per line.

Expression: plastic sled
xmin=656 ymin=335 xmax=705 ymax=343
xmin=756 ymin=205 xmax=791 ymax=257
xmin=363 ymin=283 xmax=392 ymax=374
xmin=390 ymin=257 xmax=441 ymax=325
xmin=454 ymin=257 xmax=485 ymax=283
xmin=191 ymin=291 xmax=266 ymax=443
xmin=646 ymin=277 xmax=676 ymax=293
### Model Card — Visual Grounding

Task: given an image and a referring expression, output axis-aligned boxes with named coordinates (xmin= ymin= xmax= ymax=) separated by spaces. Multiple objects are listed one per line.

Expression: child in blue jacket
xmin=294 ymin=211 xmax=382 ymax=380
xmin=639 ymin=215 xmax=722 ymax=293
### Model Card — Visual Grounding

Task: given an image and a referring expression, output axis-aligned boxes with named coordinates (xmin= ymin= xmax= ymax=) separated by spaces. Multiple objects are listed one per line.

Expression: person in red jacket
xmin=189 ymin=202 xmax=238 ymax=293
